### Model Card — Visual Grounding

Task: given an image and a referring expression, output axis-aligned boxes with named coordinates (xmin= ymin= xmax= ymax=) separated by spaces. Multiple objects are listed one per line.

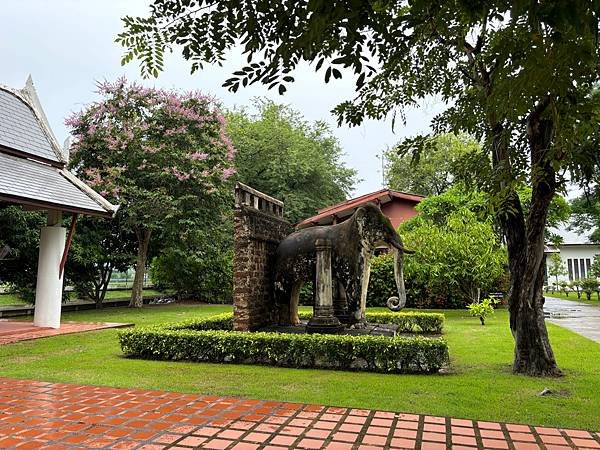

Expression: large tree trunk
xmin=491 ymin=113 xmax=561 ymax=377
xmin=510 ymin=114 xmax=561 ymax=376
xmin=130 ymin=229 xmax=151 ymax=308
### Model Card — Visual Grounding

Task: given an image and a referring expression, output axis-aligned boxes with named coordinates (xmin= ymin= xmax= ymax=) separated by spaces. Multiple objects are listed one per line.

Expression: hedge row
xmin=168 ymin=311 xmax=444 ymax=334
xmin=118 ymin=326 xmax=449 ymax=374
xmin=298 ymin=311 xmax=444 ymax=334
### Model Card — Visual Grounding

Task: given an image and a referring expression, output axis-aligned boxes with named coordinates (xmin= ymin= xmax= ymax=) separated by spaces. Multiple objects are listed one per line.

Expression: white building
xmin=545 ymin=228 xmax=600 ymax=284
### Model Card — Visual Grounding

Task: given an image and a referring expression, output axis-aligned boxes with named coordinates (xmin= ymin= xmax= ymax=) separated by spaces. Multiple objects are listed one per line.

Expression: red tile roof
xmin=297 ymin=189 xmax=424 ymax=228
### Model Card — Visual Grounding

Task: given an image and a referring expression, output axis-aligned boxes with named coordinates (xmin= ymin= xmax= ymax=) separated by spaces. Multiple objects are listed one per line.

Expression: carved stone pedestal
xmin=306 ymin=239 xmax=343 ymax=334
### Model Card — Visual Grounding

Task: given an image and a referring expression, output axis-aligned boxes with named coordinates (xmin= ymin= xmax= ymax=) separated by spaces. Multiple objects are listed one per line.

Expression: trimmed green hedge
xmin=165 ymin=311 xmax=444 ymax=334
xmin=118 ymin=312 xmax=448 ymax=374
xmin=298 ymin=311 xmax=444 ymax=334
xmin=119 ymin=328 xmax=448 ymax=373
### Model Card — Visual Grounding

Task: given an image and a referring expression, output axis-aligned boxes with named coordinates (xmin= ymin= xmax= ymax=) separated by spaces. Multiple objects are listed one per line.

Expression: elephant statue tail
xmin=387 ymin=296 xmax=406 ymax=311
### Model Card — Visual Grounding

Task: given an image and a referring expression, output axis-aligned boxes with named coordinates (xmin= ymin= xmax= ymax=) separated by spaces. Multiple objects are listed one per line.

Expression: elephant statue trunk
xmin=387 ymin=245 xmax=408 ymax=311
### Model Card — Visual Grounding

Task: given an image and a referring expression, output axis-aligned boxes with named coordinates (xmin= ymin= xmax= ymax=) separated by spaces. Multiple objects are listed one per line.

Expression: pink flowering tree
xmin=67 ymin=78 xmax=236 ymax=307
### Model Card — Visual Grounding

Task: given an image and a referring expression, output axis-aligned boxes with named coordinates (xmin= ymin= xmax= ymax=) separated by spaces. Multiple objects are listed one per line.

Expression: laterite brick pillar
xmin=233 ymin=183 xmax=292 ymax=331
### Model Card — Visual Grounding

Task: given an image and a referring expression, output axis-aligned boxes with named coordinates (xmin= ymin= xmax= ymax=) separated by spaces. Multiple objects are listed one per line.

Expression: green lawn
xmin=545 ymin=291 xmax=600 ymax=304
xmin=0 ymin=304 xmax=599 ymax=430
xmin=0 ymin=289 xmax=165 ymax=307
xmin=0 ymin=293 xmax=28 ymax=306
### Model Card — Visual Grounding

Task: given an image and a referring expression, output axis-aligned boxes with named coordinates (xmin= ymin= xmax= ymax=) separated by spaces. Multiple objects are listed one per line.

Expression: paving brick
xmin=298 ymin=438 xmax=326 ymax=449
xmin=540 ymin=434 xmax=569 ymax=445
xmin=571 ymin=438 xmax=600 ymax=448
xmin=362 ymin=434 xmax=388 ymax=446
xmin=270 ymin=435 xmax=297 ymax=446
xmin=203 ymin=438 xmax=235 ymax=449
xmin=452 ymin=434 xmax=477 ymax=446
xmin=390 ymin=437 xmax=416 ymax=448
xmin=481 ymin=438 xmax=509 ymax=449
xmin=422 ymin=432 xmax=446 ymax=443
xmin=1 ymin=377 xmax=599 ymax=450
xmin=452 ymin=425 xmax=475 ymax=436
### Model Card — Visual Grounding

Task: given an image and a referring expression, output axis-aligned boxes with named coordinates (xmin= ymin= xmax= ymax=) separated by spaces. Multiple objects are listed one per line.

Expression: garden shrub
xmin=367 ymin=253 xmax=466 ymax=309
xmin=467 ymin=297 xmax=498 ymax=325
xmin=119 ymin=324 xmax=449 ymax=374
xmin=297 ymin=311 xmax=444 ymax=334
xmin=168 ymin=311 xmax=444 ymax=334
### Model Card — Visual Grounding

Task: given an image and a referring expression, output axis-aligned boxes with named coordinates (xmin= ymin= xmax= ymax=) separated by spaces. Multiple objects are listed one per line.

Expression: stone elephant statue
xmin=274 ymin=202 xmax=412 ymax=326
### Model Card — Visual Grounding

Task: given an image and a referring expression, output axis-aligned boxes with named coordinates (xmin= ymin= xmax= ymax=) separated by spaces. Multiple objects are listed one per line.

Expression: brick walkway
xmin=0 ymin=378 xmax=598 ymax=449
xmin=0 ymin=321 xmax=132 ymax=345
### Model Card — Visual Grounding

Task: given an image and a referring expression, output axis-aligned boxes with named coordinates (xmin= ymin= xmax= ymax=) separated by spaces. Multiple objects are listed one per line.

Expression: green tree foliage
xmin=228 ymin=99 xmax=357 ymax=223
xmin=67 ymin=79 xmax=236 ymax=307
xmin=66 ymin=216 xmax=136 ymax=308
xmin=580 ymin=278 xmax=599 ymax=301
xmin=410 ymin=184 xmax=491 ymax=225
xmin=558 ymin=280 xmax=570 ymax=297
xmin=400 ymin=209 xmax=507 ymax=308
xmin=368 ymin=186 xmax=507 ymax=308
xmin=118 ymin=1 xmax=600 ymax=375
xmin=569 ymin=192 xmax=600 ymax=244
xmin=150 ymin=225 xmax=233 ymax=303
xmin=385 ymin=133 xmax=480 ymax=196
xmin=547 ymin=253 xmax=567 ymax=292
xmin=0 ymin=206 xmax=45 ymax=301
xmin=590 ymin=255 xmax=600 ymax=279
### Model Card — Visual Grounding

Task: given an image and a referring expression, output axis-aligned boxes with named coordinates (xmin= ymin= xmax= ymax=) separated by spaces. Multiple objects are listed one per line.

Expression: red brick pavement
xmin=0 ymin=378 xmax=598 ymax=449
xmin=0 ymin=321 xmax=132 ymax=345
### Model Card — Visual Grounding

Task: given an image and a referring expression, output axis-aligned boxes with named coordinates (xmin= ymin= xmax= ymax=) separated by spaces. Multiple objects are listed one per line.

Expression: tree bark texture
xmin=130 ymin=229 xmax=151 ymax=308
xmin=491 ymin=113 xmax=562 ymax=377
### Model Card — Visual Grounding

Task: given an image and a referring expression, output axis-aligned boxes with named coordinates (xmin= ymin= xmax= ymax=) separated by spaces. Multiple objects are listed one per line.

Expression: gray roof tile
xmin=0 ymin=152 xmax=108 ymax=215
xmin=0 ymin=89 xmax=59 ymax=162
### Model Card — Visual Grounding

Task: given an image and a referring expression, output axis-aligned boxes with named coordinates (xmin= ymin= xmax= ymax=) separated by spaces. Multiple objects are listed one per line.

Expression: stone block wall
xmin=233 ymin=183 xmax=292 ymax=331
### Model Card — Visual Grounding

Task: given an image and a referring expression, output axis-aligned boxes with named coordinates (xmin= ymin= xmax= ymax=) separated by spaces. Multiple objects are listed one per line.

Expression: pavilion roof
xmin=0 ymin=78 xmax=118 ymax=218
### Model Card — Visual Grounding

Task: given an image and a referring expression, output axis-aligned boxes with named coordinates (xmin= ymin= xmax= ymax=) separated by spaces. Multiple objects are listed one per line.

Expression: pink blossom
xmin=191 ymin=151 xmax=209 ymax=161
xmin=106 ymin=135 xmax=120 ymax=151
xmin=226 ymin=147 xmax=236 ymax=161
xmin=65 ymin=112 xmax=84 ymax=128
xmin=84 ymin=169 xmax=102 ymax=187
xmin=172 ymin=167 xmax=191 ymax=181
xmin=222 ymin=167 xmax=236 ymax=180
xmin=164 ymin=125 xmax=188 ymax=136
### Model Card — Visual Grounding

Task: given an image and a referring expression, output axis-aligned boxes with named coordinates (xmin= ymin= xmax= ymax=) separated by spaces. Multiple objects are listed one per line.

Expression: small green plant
xmin=558 ymin=281 xmax=570 ymax=297
xmin=580 ymin=278 xmax=599 ymax=301
xmin=570 ymin=280 xmax=582 ymax=299
xmin=467 ymin=297 xmax=498 ymax=325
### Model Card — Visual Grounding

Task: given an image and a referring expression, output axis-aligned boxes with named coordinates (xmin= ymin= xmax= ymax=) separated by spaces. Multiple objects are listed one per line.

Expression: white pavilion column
xmin=33 ymin=210 xmax=66 ymax=329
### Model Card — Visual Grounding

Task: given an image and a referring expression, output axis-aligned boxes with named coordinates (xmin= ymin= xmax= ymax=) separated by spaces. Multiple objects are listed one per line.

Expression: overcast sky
xmin=0 ymin=0 xmax=449 ymax=197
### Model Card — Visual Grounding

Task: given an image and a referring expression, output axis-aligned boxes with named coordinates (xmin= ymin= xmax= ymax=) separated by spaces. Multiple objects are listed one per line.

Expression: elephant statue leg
xmin=289 ymin=282 xmax=302 ymax=326
xmin=333 ymin=279 xmax=350 ymax=323
xmin=275 ymin=279 xmax=302 ymax=326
